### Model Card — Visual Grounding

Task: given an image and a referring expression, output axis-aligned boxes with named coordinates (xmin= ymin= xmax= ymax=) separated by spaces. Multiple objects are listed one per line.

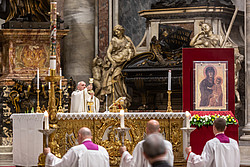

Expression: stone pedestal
xmin=0 ymin=29 xmax=69 ymax=85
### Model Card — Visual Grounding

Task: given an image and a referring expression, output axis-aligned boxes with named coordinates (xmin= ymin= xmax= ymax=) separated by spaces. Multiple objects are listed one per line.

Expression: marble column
xmin=62 ymin=0 xmax=95 ymax=83
xmin=241 ymin=0 xmax=250 ymax=141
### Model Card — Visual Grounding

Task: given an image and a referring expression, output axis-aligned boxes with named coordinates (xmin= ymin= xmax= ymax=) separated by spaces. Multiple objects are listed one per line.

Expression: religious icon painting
xmin=193 ymin=61 xmax=228 ymax=111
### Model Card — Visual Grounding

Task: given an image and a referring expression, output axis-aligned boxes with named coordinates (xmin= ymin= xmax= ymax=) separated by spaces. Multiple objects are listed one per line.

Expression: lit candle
xmin=37 ymin=68 xmax=39 ymax=90
xmin=60 ymin=68 xmax=62 ymax=90
xmin=44 ymin=111 xmax=49 ymax=130
xmin=168 ymin=70 xmax=171 ymax=90
xmin=48 ymin=68 xmax=50 ymax=89
xmin=105 ymin=94 xmax=108 ymax=111
xmin=185 ymin=111 xmax=190 ymax=129
xmin=120 ymin=109 xmax=125 ymax=128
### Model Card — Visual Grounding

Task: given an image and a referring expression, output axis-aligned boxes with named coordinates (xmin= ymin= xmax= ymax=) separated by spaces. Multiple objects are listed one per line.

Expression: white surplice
xmin=187 ymin=138 xmax=240 ymax=167
xmin=70 ymin=88 xmax=91 ymax=113
xmin=120 ymin=140 xmax=174 ymax=167
xmin=45 ymin=144 xmax=109 ymax=167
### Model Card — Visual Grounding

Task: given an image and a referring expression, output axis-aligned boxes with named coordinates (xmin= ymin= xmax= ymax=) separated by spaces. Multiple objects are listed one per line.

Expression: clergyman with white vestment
xmin=186 ymin=118 xmax=240 ymax=167
xmin=70 ymin=81 xmax=99 ymax=113
xmin=119 ymin=120 xmax=174 ymax=167
xmin=44 ymin=127 xmax=109 ymax=167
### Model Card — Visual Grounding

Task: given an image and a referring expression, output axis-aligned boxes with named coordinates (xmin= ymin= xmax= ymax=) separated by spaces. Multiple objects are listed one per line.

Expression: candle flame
xmin=44 ymin=111 xmax=48 ymax=117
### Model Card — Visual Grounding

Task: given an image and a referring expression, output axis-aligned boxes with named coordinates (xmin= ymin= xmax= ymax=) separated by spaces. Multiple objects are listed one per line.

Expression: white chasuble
xmin=187 ymin=138 xmax=240 ymax=167
xmin=45 ymin=144 xmax=109 ymax=167
xmin=120 ymin=140 xmax=174 ymax=167
xmin=70 ymin=88 xmax=90 ymax=113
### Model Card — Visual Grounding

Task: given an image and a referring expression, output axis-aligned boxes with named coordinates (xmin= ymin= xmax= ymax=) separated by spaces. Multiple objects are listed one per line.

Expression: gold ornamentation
xmin=49 ymin=115 xmax=184 ymax=166
xmin=36 ymin=89 xmax=41 ymax=113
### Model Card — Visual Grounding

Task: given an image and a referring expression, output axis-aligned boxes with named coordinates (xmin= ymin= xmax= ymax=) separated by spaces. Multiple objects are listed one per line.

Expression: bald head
xmin=146 ymin=120 xmax=160 ymax=134
xmin=79 ymin=127 xmax=92 ymax=138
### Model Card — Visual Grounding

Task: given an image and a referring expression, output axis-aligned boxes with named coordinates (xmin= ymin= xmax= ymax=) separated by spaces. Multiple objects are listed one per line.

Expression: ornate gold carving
xmin=50 ymin=116 xmax=184 ymax=166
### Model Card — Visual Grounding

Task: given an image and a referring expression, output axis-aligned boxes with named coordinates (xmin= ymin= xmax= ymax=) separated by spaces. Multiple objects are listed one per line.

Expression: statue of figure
xmin=100 ymin=25 xmax=136 ymax=108
xmin=7 ymin=0 xmax=50 ymax=22
xmin=92 ymin=57 xmax=103 ymax=98
xmin=190 ymin=21 xmax=223 ymax=48
xmin=234 ymin=48 xmax=244 ymax=105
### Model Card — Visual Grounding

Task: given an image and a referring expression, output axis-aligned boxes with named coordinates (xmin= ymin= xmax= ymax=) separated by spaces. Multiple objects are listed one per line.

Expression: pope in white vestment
xmin=44 ymin=127 xmax=110 ymax=167
xmin=70 ymin=81 xmax=92 ymax=113
xmin=186 ymin=118 xmax=240 ymax=167
xmin=119 ymin=120 xmax=174 ymax=167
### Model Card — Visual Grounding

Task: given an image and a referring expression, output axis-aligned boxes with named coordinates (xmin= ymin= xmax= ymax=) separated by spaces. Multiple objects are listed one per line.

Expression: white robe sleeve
xmin=187 ymin=141 xmax=214 ymax=167
xmin=45 ymin=149 xmax=79 ymax=167
xmin=93 ymin=96 xmax=100 ymax=113
xmin=165 ymin=141 xmax=174 ymax=167
xmin=70 ymin=90 xmax=84 ymax=113
xmin=120 ymin=141 xmax=148 ymax=167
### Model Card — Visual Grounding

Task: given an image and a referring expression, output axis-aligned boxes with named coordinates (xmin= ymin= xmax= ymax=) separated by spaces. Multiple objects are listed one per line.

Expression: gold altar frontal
xmin=50 ymin=112 xmax=186 ymax=166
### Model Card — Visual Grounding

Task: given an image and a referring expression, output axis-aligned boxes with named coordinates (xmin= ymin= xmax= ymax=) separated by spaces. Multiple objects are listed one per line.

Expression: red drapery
xmin=190 ymin=111 xmax=238 ymax=155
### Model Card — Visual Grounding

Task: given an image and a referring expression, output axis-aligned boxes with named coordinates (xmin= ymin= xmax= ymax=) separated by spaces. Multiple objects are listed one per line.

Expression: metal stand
xmin=180 ymin=127 xmax=196 ymax=146
xmin=36 ymin=89 xmax=41 ymax=113
xmin=115 ymin=127 xmax=130 ymax=146
xmin=167 ymin=90 xmax=173 ymax=112
xmin=38 ymin=129 xmax=55 ymax=147
xmin=58 ymin=89 xmax=63 ymax=113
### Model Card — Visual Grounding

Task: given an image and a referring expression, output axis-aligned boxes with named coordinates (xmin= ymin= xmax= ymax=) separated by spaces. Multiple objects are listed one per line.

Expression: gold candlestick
xmin=167 ymin=90 xmax=173 ymax=112
xmin=36 ymin=89 xmax=41 ymax=113
xmin=58 ymin=89 xmax=63 ymax=113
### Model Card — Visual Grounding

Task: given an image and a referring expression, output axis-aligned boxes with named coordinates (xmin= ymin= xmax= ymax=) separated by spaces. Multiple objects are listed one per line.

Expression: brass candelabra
xmin=58 ymin=89 xmax=63 ymax=113
xmin=36 ymin=89 xmax=41 ymax=113
xmin=167 ymin=90 xmax=173 ymax=112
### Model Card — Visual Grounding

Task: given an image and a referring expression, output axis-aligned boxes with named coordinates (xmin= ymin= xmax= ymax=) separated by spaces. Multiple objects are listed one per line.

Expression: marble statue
xmin=234 ymin=48 xmax=244 ymax=105
xmin=100 ymin=25 xmax=136 ymax=108
xmin=92 ymin=57 xmax=103 ymax=97
xmin=190 ymin=21 xmax=223 ymax=48
xmin=7 ymin=0 xmax=50 ymax=22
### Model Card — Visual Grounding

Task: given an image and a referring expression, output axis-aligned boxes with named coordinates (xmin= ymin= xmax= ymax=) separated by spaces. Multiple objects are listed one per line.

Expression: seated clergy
xmin=44 ymin=127 xmax=109 ymax=167
xmin=70 ymin=81 xmax=92 ymax=113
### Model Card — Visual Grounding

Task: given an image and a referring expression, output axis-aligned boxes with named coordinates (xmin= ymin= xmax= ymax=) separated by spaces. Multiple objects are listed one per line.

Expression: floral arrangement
xmin=190 ymin=114 xmax=238 ymax=127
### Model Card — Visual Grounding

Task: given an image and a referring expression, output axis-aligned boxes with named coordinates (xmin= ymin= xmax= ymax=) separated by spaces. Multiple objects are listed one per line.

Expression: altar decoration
xmin=49 ymin=112 xmax=186 ymax=166
xmin=190 ymin=113 xmax=238 ymax=127
xmin=11 ymin=113 xmax=44 ymax=166
xmin=190 ymin=111 xmax=238 ymax=155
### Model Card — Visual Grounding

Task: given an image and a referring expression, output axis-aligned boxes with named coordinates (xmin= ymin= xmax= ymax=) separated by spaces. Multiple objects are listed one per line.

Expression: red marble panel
xmin=98 ymin=0 xmax=109 ymax=58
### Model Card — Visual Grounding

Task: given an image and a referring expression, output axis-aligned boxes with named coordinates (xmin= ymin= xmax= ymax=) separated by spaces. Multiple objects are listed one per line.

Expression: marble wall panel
xmin=119 ymin=0 xmax=158 ymax=46
xmin=63 ymin=0 xmax=95 ymax=83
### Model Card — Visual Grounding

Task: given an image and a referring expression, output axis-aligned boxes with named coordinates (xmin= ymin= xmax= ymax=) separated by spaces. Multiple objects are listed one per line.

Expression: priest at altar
xmin=70 ymin=81 xmax=100 ymax=113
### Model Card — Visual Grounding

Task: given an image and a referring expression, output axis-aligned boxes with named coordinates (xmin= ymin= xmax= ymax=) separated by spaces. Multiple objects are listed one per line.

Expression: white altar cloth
xmin=11 ymin=113 xmax=44 ymax=166
xmin=57 ymin=112 xmax=186 ymax=120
